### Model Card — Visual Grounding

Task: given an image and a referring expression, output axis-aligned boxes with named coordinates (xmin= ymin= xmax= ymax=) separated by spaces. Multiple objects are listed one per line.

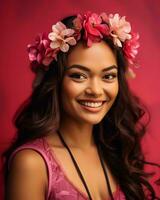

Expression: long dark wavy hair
xmin=2 ymin=15 xmax=160 ymax=200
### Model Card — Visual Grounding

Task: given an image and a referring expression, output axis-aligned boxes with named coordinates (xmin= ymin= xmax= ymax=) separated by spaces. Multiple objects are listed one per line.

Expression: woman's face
xmin=61 ymin=41 xmax=119 ymax=125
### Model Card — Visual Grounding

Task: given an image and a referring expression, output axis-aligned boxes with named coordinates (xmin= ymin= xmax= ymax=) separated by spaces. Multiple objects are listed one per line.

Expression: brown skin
xmin=44 ymin=40 xmax=119 ymax=199
xmin=59 ymin=40 xmax=119 ymax=149
xmin=6 ymin=150 xmax=48 ymax=200
xmin=7 ymin=41 xmax=119 ymax=200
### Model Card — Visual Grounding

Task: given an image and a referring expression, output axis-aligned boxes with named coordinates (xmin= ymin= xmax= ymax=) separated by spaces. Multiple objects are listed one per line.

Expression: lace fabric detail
xmin=8 ymin=137 xmax=126 ymax=200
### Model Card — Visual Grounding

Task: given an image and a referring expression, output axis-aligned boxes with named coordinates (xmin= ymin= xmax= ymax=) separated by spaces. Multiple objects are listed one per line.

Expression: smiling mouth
xmin=78 ymin=100 xmax=106 ymax=108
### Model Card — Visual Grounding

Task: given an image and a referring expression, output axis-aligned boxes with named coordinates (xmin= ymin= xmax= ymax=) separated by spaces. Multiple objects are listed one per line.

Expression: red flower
xmin=79 ymin=11 xmax=110 ymax=47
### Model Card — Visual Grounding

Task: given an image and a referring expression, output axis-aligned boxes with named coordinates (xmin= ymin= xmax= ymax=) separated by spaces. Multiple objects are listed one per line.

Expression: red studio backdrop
xmin=0 ymin=0 xmax=160 ymax=198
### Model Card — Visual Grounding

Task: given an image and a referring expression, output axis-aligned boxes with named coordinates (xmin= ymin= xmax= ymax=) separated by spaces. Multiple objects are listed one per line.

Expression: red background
xmin=0 ymin=0 xmax=160 ymax=198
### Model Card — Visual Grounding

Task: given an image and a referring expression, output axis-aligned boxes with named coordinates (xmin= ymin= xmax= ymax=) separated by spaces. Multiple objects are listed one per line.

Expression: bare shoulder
xmin=9 ymin=149 xmax=47 ymax=172
xmin=7 ymin=149 xmax=48 ymax=200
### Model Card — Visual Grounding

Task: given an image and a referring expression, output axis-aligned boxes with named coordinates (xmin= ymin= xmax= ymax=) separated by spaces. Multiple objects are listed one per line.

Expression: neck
xmin=58 ymin=117 xmax=96 ymax=150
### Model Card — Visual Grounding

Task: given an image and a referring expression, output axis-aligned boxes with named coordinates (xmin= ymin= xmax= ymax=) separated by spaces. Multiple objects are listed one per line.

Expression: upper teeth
xmin=79 ymin=101 xmax=103 ymax=108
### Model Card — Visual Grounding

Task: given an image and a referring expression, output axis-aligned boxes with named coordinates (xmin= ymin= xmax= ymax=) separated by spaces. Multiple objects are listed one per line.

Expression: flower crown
xmin=27 ymin=11 xmax=140 ymax=78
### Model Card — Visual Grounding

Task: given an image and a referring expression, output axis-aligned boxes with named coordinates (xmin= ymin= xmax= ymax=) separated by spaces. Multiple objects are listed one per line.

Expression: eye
xmin=103 ymin=73 xmax=117 ymax=81
xmin=69 ymin=73 xmax=87 ymax=81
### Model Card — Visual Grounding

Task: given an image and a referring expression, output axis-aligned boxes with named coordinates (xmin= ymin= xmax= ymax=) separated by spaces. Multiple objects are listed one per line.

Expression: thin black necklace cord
xmin=57 ymin=130 xmax=115 ymax=200
xmin=97 ymin=143 xmax=114 ymax=200
xmin=57 ymin=130 xmax=93 ymax=200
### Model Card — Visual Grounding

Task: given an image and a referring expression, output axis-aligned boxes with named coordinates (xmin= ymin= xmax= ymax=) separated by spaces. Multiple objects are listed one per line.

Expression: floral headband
xmin=27 ymin=11 xmax=140 ymax=78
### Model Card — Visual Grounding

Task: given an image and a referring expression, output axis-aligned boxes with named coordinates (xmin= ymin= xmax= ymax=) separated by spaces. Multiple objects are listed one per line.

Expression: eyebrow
xmin=65 ymin=64 xmax=118 ymax=72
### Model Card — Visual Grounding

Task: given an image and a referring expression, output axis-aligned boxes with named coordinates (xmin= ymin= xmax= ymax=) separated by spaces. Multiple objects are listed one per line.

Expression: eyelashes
xmin=68 ymin=72 xmax=118 ymax=82
xmin=103 ymin=74 xmax=117 ymax=80
xmin=69 ymin=73 xmax=87 ymax=80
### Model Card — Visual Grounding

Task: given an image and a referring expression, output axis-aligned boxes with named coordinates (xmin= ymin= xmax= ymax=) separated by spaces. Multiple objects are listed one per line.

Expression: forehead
xmin=67 ymin=40 xmax=117 ymax=70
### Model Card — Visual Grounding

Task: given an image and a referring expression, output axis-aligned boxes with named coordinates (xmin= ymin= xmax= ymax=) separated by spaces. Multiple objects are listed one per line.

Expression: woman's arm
xmin=6 ymin=149 xmax=48 ymax=200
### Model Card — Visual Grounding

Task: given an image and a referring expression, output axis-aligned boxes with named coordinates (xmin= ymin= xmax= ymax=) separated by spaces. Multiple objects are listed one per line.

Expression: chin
xmin=78 ymin=114 xmax=106 ymax=125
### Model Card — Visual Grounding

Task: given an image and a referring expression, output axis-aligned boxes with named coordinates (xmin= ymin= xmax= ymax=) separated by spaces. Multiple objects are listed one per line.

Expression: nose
xmin=85 ymin=78 xmax=103 ymax=97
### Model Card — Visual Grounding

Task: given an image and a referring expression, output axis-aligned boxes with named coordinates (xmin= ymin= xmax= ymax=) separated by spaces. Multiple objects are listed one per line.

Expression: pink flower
xmin=123 ymin=32 xmax=140 ymax=64
xmin=27 ymin=33 xmax=56 ymax=68
xmin=81 ymin=11 xmax=109 ymax=47
xmin=48 ymin=21 xmax=77 ymax=52
xmin=100 ymin=12 xmax=109 ymax=23
xmin=73 ymin=14 xmax=83 ymax=31
xmin=43 ymin=47 xmax=59 ymax=66
xmin=108 ymin=13 xmax=132 ymax=47
xmin=72 ymin=14 xmax=83 ymax=41
xmin=27 ymin=11 xmax=140 ymax=75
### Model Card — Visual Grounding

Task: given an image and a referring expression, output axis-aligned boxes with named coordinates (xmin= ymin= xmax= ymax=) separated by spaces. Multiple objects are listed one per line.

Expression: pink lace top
xmin=8 ymin=138 xmax=126 ymax=200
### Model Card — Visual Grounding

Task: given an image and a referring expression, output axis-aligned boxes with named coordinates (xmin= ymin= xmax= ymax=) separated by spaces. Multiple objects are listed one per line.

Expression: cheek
xmin=61 ymin=85 xmax=74 ymax=100
xmin=104 ymin=82 xmax=119 ymax=100
xmin=61 ymin=79 xmax=85 ymax=107
xmin=113 ymin=82 xmax=119 ymax=97
xmin=60 ymin=80 xmax=85 ymax=117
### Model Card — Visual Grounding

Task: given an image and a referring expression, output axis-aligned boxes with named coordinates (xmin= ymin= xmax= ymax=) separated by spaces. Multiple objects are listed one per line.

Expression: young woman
xmin=3 ymin=12 xmax=160 ymax=200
